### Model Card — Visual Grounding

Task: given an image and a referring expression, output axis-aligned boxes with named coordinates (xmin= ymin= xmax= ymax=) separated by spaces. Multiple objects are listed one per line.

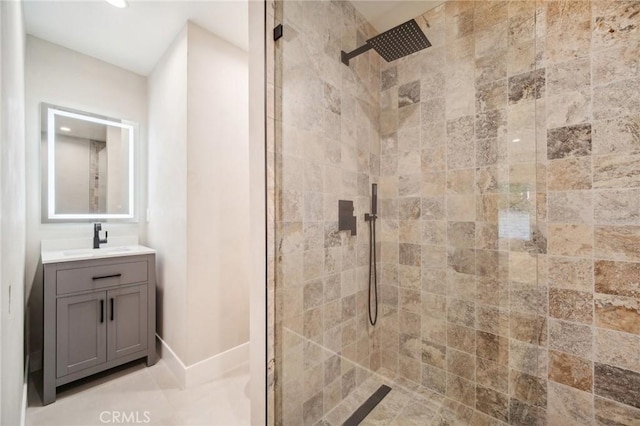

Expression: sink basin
xmin=62 ymin=246 xmax=134 ymax=257
xmin=42 ymin=244 xmax=155 ymax=264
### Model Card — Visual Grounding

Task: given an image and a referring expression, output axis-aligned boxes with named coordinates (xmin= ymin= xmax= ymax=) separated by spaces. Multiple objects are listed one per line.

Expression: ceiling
xmin=23 ymin=0 xmax=442 ymax=77
xmin=351 ymin=0 xmax=445 ymax=33
xmin=23 ymin=0 xmax=248 ymax=76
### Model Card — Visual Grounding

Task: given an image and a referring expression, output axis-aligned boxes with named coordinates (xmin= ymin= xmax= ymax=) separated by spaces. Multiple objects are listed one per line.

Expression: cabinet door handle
xmin=92 ymin=273 xmax=122 ymax=280
xmin=110 ymin=298 xmax=114 ymax=321
xmin=100 ymin=300 xmax=104 ymax=323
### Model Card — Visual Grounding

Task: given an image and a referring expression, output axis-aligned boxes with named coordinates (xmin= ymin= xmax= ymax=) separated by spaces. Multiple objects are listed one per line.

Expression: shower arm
xmin=341 ymin=43 xmax=374 ymax=66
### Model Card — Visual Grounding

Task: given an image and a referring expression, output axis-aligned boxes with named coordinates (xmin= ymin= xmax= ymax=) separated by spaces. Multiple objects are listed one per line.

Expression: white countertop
xmin=41 ymin=245 xmax=156 ymax=264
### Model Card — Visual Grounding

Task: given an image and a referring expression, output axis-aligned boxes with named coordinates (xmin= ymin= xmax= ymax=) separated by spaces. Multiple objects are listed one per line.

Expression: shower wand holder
xmin=365 ymin=213 xmax=377 ymax=222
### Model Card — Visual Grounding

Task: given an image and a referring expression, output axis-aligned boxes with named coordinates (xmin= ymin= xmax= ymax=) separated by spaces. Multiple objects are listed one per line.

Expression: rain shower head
xmin=341 ymin=19 xmax=431 ymax=66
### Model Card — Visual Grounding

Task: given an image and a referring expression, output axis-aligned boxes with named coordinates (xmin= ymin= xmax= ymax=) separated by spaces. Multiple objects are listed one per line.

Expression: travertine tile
xmin=594 ymin=225 xmax=640 ymax=261
xmin=476 ymin=109 xmax=506 ymax=140
xmin=595 ymin=327 xmax=640 ymax=374
xmin=476 ymin=385 xmax=508 ymax=422
xmin=594 ymin=395 xmax=640 ymax=425
xmin=510 ymin=339 xmax=548 ymax=377
xmin=476 ymin=331 xmax=509 ymax=365
xmin=548 ymin=318 xmax=592 ymax=358
xmin=547 ymin=223 xmax=593 ymax=257
xmin=549 ymin=288 xmax=593 ymax=324
xmin=595 ymin=259 xmax=640 ymax=298
xmin=446 ymin=373 xmax=476 ymax=406
xmin=593 ymin=77 xmax=640 ymax=120
xmin=510 ymin=370 xmax=547 ymax=408
xmin=546 ymin=90 xmax=592 ymax=129
xmin=547 ymin=382 xmax=593 ymax=426
xmin=421 ymin=364 xmax=446 ymax=394
xmin=508 ymin=398 xmax=548 ymax=426
xmin=476 ymin=305 xmax=509 ymax=337
xmin=508 ymin=69 xmax=545 ymax=105
xmin=594 ymin=293 xmax=640 ymax=335
xmin=547 ymin=57 xmax=591 ymax=94
xmin=545 ymin=1 xmax=591 ymax=63
xmin=477 ymin=276 xmax=509 ymax=308
xmin=446 ymin=115 xmax=475 ymax=169
xmin=422 ymin=221 xmax=446 ymax=246
xmin=447 ymin=168 xmax=475 ymax=194
xmin=594 ymin=189 xmax=640 ymax=225
xmin=547 ymin=191 xmax=593 ymax=224
xmin=592 ymin=114 xmax=640 ymax=155
xmin=546 ymin=124 xmax=592 ymax=160
xmin=592 ymin=0 xmax=640 ymax=50
xmin=398 ymin=81 xmax=420 ymax=108
xmin=594 ymin=362 xmax=640 ymax=409
xmin=475 ymin=222 xmax=499 ymax=250
xmin=447 ymin=247 xmax=475 ymax=275
xmin=447 ymin=348 xmax=475 ymax=381
xmin=547 ymin=157 xmax=592 ymax=190
xmin=447 ymin=323 xmax=476 ymax=354
xmin=507 ymin=39 xmax=538 ymax=77
xmin=381 ymin=66 xmax=397 ymax=91
xmin=548 ymin=350 xmax=593 ymax=392
xmin=593 ymin=153 xmax=640 ymax=189
xmin=476 ymin=79 xmax=508 ymax=113
xmin=592 ymin=41 xmax=640 ymax=86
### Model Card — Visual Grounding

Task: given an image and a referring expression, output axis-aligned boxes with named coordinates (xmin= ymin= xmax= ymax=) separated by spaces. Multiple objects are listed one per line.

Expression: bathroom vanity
xmin=41 ymin=246 xmax=156 ymax=405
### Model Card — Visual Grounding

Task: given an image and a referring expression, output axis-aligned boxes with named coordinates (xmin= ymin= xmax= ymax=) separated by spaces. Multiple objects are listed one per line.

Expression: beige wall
xmin=0 ymin=0 xmax=26 ymax=424
xmin=148 ymin=22 xmax=249 ymax=367
xmin=147 ymin=26 xmax=189 ymax=362
xmin=185 ymin=23 xmax=249 ymax=365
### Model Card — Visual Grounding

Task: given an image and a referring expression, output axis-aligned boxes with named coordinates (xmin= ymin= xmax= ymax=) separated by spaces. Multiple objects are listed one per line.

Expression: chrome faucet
xmin=93 ymin=223 xmax=108 ymax=249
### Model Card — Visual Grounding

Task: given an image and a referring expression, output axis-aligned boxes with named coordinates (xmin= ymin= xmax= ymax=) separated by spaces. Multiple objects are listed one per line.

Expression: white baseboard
xmin=156 ymin=335 xmax=249 ymax=389
xmin=21 ymin=355 xmax=29 ymax=426
xmin=186 ymin=342 xmax=250 ymax=388
xmin=156 ymin=335 xmax=187 ymax=388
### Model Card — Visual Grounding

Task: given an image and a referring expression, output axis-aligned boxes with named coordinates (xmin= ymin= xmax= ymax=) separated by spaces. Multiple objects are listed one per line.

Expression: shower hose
xmin=367 ymin=213 xmax=378 ymax=326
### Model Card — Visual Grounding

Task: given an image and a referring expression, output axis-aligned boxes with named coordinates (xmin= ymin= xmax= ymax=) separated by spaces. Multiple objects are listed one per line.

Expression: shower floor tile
xmin=320 ymin=368 xmax=507 ymax=426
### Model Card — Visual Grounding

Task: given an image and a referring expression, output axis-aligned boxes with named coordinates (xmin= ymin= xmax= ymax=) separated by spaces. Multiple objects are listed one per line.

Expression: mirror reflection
xmin=41 ymin=104 xmax=136 ymax=220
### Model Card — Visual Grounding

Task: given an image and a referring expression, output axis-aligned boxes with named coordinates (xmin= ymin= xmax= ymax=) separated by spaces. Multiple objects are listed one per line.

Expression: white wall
xmin=186 ymin=23 xmax=249 ymax=365
xmin=25 ymin=36 xmax=147 ymax=368
xmin=147 ymin=22 xmax=249 ymax=371
xmin=147 ymin=26 xmax=189 ymax=363
xmin=0 ymin=0 xmax=26 ymax=424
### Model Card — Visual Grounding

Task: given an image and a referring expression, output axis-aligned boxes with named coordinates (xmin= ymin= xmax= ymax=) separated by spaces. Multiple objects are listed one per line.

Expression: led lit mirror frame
xmin=42 ymin=103 xmax=137 ymax=221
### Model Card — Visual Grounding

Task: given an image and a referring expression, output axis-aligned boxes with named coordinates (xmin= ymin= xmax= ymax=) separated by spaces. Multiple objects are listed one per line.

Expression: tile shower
xmin=269 ymin=1 xmax=640 ymax=425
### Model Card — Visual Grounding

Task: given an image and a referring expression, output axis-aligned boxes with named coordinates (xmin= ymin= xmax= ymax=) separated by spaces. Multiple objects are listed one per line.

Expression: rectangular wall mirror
xmin=41 ymin=103 xmax=137 ymax=222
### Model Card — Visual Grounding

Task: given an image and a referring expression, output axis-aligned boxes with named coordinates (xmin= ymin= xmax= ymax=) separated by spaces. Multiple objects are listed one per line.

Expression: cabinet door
xmin=57 ymin=292 xmax=107 ymax=377
xmin=107 ymin=284 xmax=148 ymax=361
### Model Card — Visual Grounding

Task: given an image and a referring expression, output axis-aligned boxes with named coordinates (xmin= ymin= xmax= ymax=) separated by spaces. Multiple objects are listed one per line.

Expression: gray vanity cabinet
xmin=43 ymin=254 xmax=156 ymax=405
xmin=56 ymin=291 xmax=107 ymax=377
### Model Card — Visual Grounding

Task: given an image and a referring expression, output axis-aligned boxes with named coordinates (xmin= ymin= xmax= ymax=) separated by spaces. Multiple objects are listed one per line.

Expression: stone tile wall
xmin=376 ymin=1 xmax=640 ymax=424
xmin=272 ymin=1 xmax=382 ymax=424
xmin=272 ymin=1 xmax=640 ymax=425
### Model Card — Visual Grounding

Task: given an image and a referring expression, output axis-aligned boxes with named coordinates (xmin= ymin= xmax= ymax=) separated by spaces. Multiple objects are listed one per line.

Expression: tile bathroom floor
xmin=321 ymin=368 xmax=504 ymax=426
xmin=26 ymin=359 xmax=250 ymax=426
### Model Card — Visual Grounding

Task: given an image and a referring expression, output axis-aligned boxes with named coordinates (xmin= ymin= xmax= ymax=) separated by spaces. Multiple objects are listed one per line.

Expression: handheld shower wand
xmin=365 ymin=183 xmax=378 ymax=326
